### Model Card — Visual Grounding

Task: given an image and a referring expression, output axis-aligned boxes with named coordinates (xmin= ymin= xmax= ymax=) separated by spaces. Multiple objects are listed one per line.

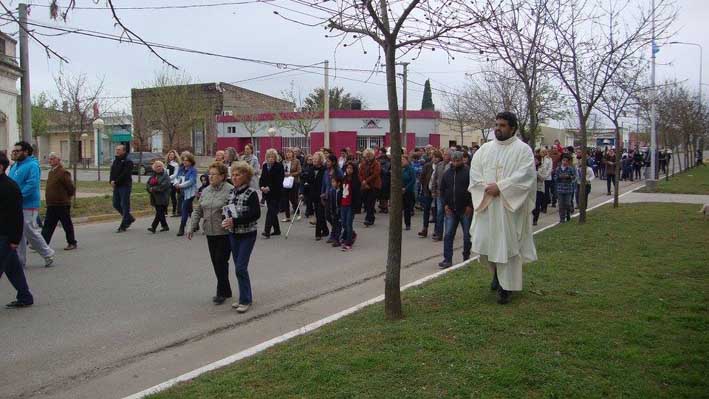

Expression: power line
xmin=28 ymin=0 xmax=274 ymax=11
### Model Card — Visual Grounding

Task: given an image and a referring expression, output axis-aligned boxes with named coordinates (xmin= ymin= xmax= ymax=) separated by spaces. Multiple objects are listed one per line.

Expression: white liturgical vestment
xmin=468 ymin=135 xmax=537 ymax=291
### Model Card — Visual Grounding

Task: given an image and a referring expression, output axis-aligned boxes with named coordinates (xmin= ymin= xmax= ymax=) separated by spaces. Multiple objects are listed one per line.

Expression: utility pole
xmin=399 ymin=62 xmax=409 ymax=151
xmin=323 ymin=60 xmax=330 ymax=149
xmin=648 ymin=0 xmax=658 ymax=190
xmin=19 ymin=3 xmax=32 ymax=143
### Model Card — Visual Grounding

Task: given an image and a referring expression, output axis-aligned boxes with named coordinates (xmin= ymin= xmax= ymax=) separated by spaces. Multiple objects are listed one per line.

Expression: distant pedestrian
xmin=358 ymin=148 xmax=381 ymax=227
xmin=239 ymin=144 xmax=260 ymax=189
xmin=340 ymin=162 xmax=358 ymax=251
xmin=9 ymin=141 xmax=55 ymax=267
xmin=0 ymin=152 xmax=34 ymax=308
xmin=323 ymin=154 xmax=343 ymax=243
xmin=402 ymin=155 xmax=416 ymax=231
xmin=174 ymin=152 xmax=198 ymax=237
xmin=281 ymin=148 xmax=302 ymax=223
xmin=41 ymin=152 xmax=77 ymax=250
xmin=259 ymin=148 xmax=284 ymax=238
xmin=146 ymin=161 xmax=172 ymax=233
xmin=223 ymin=161 xmax=261 ymax=313
xmin=304 ymin=152 xmax=329 ymax=240
xmin=327 ymin=175 xmax=343 ymax=247
xmin=417 ymin=151 xmax=435 ymax=238
xmin=532 ymin=155 xmax=545 ymax=226
xmin=604 ymin=149 xmax=617 ymax=195
xmin=110 ymin=145 xmax=135 ymax=233
xmin=188 ymin=162 xmax=234 ymax=305
xmin=165 ymin=150 xmax=180 ymax=217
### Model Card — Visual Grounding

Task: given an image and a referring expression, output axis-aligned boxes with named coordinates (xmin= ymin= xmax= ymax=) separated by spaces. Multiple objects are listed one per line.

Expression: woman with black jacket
xmin=302 ymin=152 xmax=328 ymax=240
xmin=258 ymin=149 xmax=284 ymax=238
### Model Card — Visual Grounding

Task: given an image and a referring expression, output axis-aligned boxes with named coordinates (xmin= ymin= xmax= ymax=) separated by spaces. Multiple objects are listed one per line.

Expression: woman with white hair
xmin=146 ymin=161 xmax=172 ymax=233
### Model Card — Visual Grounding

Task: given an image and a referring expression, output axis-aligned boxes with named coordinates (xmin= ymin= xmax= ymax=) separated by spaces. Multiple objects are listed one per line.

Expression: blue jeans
xmin=112 ymin=185 xmax=133 ymax=228
xmin=420 ymin=195 xmax=432 ymax=229
xmin=558 ymin=192 xmax=573 ymax=222
xmin=340 ymin=206 xmax=354 ymax=245
xmin=179 ymin=196 xmax=195 ymax=232
xmin=228 ymin=232 xmax=256 ymax=305
xmin=0 ymin=238 xmax=33 ymax=304
xmin=443 ymin=212 xmax=472 ymax=263
xmin=434 ymin=197 xmax=445 ymax=238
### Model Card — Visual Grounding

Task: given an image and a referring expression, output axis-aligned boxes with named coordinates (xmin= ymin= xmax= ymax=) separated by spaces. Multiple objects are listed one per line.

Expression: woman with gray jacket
xmin=146 ymin=161 xmax=172 ymax=233
xmin=187 ymin=162 xmax=234 ymax=305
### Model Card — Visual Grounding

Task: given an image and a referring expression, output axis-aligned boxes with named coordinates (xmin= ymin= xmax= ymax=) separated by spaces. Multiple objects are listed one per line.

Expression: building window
xmin=0 ymin=38 xmax=5 ymax=55
xmin=223 ymin=110 xmax=233 ymax=116
xmin=282 ymin=136 xmax=311 ymax=154
xmin=357 ymin=135 xmax=383 ymax=151
xmin=415 ymin=136 xmax=428 ymax=148
xmin=227 ymin=126 xmax=236 ymax=134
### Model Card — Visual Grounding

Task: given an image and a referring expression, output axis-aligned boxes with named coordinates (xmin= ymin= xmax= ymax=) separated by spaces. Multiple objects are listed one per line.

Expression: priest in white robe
xmin=468 ymin=112 xmax=537 ymax=304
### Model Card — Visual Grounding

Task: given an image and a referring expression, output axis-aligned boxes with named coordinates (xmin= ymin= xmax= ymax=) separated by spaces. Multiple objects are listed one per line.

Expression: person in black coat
xmin=109 ymin=145 xmax=135 ymax=232
xmin=259 ymin=149 xmax=285 ymax=238
xmin=0 ymin=152 xmax=34 ymax=308
xmin=301 ymin=152 xmax=328 ymax=240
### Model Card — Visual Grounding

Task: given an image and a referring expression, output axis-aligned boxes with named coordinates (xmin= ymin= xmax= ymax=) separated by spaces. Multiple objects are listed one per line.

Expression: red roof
xmin=216 ymin=109 xmax=440 ymax=123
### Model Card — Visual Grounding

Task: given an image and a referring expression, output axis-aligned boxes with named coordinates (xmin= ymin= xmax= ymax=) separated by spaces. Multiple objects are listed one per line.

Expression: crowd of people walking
xmin=1 ymin=116 xmax=676 ymax=310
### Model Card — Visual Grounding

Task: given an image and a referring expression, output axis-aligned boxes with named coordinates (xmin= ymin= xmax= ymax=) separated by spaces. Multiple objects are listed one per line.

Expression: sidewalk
xmin=621 ymin=192 xmax=709 ymax=204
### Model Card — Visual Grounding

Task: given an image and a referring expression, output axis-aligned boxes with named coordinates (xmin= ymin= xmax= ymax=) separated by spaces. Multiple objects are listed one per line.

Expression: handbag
xmin=283 ymin=176 xmax=294 ymax=189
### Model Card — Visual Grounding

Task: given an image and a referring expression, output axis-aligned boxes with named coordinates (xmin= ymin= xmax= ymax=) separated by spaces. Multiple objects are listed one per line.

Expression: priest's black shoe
xmin=496 ymin=286 xmax=510 ymax=305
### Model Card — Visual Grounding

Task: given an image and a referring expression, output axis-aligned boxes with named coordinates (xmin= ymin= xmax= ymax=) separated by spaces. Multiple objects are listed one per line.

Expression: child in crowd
xmin=341 ymin=164 xmax=355 ymax=251
xmin=555 ymin=153 xmax=576 ymax=223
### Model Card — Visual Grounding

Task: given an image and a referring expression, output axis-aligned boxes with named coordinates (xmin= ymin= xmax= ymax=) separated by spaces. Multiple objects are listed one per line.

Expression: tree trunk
xmin=72 ymin=131 xmax=78 ymax=208
xmin=383 ymin=41 xmax=403 ymax=321
xmin=578 ymin=119 xmax=588 ymax=224
xmin=526 ymin=87 xmax=538 ymax=149
xmin=613 ymin=122 xmax=621 ymax=208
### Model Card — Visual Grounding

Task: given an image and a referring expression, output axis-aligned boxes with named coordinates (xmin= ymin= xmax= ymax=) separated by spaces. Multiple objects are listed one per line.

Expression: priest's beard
xmin=495 ymin=129 xmax=515 ymax=141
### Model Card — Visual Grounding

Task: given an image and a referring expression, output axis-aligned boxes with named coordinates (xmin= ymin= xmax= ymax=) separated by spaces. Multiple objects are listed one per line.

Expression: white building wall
xmin=218 ymin=117 xmax=437 ymax=139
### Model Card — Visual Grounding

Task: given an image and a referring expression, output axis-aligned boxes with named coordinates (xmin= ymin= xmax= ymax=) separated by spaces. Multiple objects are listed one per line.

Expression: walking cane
xmin=285 ymin=199 xmax=303 ymax=240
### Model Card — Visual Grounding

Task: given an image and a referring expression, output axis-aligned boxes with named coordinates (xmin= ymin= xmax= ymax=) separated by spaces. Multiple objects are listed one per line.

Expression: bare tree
xmin=282 ymin=84 xmax=320 ymax=143
xmin=596 ymin=64 xmax=646 ymax=207
xmin=237 ymin=113 xmax=265 ymax=146
xmin=54 ymin=71 xmax=105 ymax=202
xmin=134 ymin=70 xmax=207 ymax=153
xmin=277 ymin=0 xmax=487 ymax=319
xmin=443 ymin=90 xmax=473 ymax=145
xmin=541 ymin=0 xmax=674 ymax=223
xmin=471 ymin=0 xmax=553 ymax=147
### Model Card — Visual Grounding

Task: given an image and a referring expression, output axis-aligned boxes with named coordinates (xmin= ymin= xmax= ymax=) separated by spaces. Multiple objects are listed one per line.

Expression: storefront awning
xmin=111 ymin=132 xmax=132 ymax=143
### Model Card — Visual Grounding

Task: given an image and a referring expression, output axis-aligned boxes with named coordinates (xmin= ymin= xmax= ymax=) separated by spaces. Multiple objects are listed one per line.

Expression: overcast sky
xmin=5 ymin=0 xmax=709 ymax=119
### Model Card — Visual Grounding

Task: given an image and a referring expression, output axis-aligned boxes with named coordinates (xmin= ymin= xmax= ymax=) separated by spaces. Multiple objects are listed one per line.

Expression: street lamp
xmin=267 ymin=127 xmax=277 ymax=149
xmin=93 ymin=118 xmax=105 ymax=181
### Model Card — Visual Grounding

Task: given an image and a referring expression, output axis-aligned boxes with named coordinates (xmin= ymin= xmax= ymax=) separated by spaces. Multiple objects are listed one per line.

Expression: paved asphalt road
xmin=0 ymin=164 xmax=685 ymax=398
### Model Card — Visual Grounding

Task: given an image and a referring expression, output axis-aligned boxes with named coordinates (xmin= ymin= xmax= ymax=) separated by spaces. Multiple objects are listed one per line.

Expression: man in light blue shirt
xmin=8 ymin=141 xmax=55 ymax=268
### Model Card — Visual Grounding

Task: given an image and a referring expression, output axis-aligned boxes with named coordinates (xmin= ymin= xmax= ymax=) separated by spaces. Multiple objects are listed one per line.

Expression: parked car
xmin=127 ymin=152 xmax=163 ymax=175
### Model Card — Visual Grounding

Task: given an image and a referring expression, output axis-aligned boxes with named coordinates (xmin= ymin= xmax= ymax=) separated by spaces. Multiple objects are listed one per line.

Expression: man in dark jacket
xmin=41 ymin=153 xmax=77 ymax=250
xmin=0 ymin=152 xmax=34 ymax=308
xmin=438 ymin=151 xmax=473 ymax=269
xmin=109 ymin=145 xmax=134 ymax=232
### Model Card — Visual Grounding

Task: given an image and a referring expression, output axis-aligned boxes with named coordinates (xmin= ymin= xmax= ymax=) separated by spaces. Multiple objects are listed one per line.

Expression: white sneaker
xmin=44 ymin=256 xmax=54 ymax=268
xmin=232 ymin=303 xmax=251 ymax=313
xmin=296 ymin=215 xmax=302 ymax=221
xmin=281 ymin=218 xmax=291 ymax=222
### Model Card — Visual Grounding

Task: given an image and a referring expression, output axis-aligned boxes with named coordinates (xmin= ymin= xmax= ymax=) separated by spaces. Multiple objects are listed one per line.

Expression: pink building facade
xmin=216 ymin=110 xmax=441 ymax=161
